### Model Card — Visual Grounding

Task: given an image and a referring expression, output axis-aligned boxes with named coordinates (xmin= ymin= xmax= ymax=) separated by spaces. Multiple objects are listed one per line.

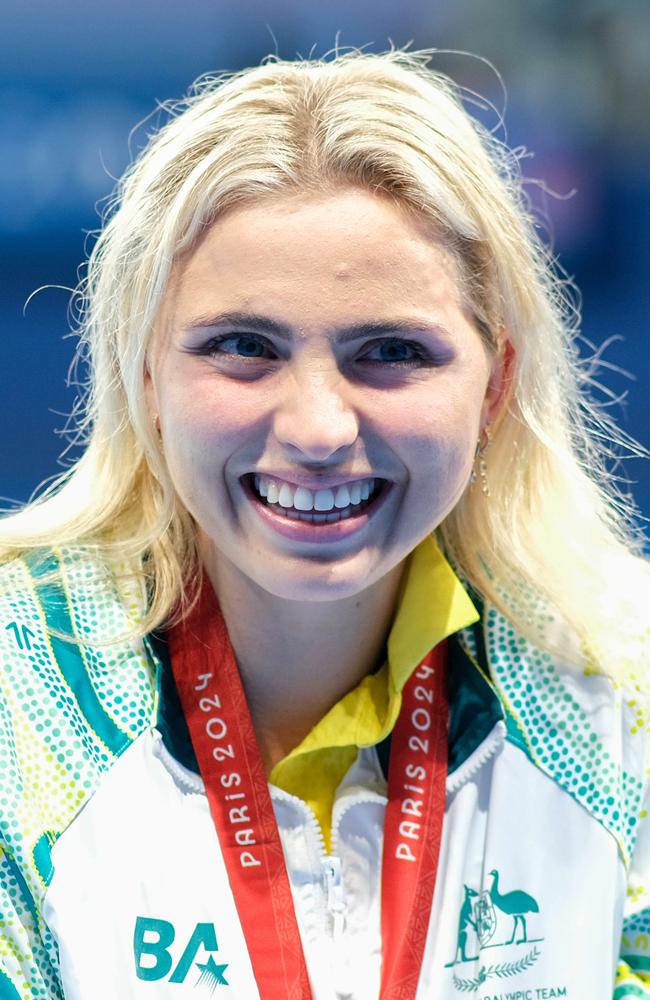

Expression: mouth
xmin=241 ymin=473 xmax=389 ymax=532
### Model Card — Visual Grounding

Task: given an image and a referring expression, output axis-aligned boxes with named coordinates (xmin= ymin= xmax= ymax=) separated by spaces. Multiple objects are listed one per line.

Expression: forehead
xmin=164 ymin=188 xmax=466 ymax=333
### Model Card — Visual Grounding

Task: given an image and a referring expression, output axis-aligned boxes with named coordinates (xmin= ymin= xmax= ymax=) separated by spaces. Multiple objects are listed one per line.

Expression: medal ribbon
xmin=168 ymin=578 xmax=448 ymax=1000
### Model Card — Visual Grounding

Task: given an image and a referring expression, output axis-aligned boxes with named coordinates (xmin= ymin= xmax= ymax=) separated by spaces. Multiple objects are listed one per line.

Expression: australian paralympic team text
xmin=194 ymin=671 xmax=261 ymax=869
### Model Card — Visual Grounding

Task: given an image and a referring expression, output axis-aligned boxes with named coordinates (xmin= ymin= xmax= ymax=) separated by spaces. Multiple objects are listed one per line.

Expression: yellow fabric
xmin=269 ymin=535 xmax=479 ymax=850
xmin=615 ymin=960 xmax=650 ymax=991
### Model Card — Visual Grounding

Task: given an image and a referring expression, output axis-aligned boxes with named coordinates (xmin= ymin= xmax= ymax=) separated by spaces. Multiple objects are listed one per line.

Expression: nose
xmin=272 ymin=367 xmax=359 ymax=462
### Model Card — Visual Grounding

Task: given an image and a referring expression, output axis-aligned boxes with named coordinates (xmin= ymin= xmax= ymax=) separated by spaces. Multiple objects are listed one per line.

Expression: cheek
xmin=405 ymin=429 xmax=475 ymax=494
xmin=392 ymin=386 xmax=483 ymax=469
xmin=155 ymin=387 xmax=232 ymax=507
xmin=390 ymin=385 xmax=484 ymax=516
xmin=157 ymin=374 xmax=276 ymax=531
xmin=160 ymin=375 xmax=254 ymax=456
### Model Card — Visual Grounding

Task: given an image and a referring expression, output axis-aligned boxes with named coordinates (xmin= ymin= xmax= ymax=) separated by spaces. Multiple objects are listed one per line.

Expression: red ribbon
xmin=168 ymin=578 xmax=448 ymax=999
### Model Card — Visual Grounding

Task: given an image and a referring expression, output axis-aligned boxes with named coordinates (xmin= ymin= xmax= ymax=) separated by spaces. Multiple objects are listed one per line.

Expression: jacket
xmin=0 ymin=542 xmax=649 ymax=999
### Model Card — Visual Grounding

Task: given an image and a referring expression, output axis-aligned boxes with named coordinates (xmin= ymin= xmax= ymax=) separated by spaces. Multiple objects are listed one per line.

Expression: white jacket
xmin=0 ymin=547 xmax=649 ymax=998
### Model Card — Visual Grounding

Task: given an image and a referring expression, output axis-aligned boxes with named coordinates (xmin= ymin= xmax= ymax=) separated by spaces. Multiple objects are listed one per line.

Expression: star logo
xmin=195 ymin=955 xmax=229 ymax=992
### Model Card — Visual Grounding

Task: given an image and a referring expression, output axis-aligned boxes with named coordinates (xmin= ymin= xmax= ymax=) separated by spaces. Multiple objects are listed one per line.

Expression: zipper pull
xmin=322 ymin=856 xmax=346 ymax=915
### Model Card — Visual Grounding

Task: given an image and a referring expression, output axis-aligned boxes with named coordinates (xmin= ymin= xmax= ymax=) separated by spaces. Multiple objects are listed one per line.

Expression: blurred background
xmin=1 ymin=0 xmax=649 ymax=535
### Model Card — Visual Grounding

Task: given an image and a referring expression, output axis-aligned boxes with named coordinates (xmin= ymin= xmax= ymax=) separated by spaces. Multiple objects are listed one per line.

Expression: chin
xmin=252 ymin=562 xmax=378 ymax=604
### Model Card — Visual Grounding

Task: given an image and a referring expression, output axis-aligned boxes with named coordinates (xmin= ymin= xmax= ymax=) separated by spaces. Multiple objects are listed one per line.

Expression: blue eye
xmin=207 ymin=334 xmax=273 ymax=359
xmin=362 ymin=338 xmax=428 ymax=365
xmin=198 ymin=333 xmax=433 ymax=368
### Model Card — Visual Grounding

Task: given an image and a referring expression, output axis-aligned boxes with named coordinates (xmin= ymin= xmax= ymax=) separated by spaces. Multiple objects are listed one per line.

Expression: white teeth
xmin=293 ymin=486 xmax=314 ymax=511
xmin=278 ymin=483 xmax=294 ymax=508
xmin=253 ymin=474 xmax=380 ymax=513
xmin=334 ymin=485 xmax=351 ymax=508
xmin=314 ymin=488 xmax=335 ymax=511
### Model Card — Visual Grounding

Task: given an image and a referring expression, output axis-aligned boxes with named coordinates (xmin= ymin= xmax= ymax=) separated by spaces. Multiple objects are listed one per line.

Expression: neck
xmin=200 ymin=550 xmax=407 ymax=772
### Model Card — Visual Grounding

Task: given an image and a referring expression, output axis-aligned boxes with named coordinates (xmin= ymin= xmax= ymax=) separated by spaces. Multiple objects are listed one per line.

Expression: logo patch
xmin=134 ymin=917 xmax=229 ymax=992
xmin=444 ymin=869 xmax=544 ymax=992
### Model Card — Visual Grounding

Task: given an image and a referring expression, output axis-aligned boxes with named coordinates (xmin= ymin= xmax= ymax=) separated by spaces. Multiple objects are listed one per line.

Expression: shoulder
xmin=0 ymin=547 xmax=156 ymax=897
xmin=0 ymin=545 xmax=149 ymax=647
xmin=0 ymin=547 xmax=156 ymax=739
xmin=482 ymin=601 xmax=650 ymax=865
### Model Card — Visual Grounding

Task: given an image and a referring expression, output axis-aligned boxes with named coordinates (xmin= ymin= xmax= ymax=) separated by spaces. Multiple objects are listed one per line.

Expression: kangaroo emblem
xmin=445 ymin=869 xmax=542 ymax=972
xmin=447 ymin=885 xmax=479 ymax=965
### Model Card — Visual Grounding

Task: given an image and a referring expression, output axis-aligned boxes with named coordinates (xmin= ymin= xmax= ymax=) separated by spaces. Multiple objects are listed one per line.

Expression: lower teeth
xmin=278 ymin=506 xmax=355 ymax=523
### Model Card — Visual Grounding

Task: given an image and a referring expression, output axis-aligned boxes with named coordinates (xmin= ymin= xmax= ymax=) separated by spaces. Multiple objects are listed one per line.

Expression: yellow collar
xmin=270 ymin=535 xmax=479 ymax=847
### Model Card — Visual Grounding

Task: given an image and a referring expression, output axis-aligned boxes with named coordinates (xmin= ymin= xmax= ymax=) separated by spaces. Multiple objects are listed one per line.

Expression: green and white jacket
xmin=0 ymin=546 xmax=649 ymax=999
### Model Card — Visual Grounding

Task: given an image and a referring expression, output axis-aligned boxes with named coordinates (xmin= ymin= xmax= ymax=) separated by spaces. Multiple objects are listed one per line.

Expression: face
xmin=147 ymin=187 xmax=507 ymax=604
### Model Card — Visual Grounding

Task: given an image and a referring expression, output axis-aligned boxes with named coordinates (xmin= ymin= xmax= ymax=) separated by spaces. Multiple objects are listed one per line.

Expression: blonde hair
xmin=1 ymin=48 xmax=648 ymax=676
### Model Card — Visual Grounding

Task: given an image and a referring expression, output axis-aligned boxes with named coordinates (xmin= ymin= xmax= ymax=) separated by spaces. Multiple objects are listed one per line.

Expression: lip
xmin=240 ymin=475 xmax=392 ymax=543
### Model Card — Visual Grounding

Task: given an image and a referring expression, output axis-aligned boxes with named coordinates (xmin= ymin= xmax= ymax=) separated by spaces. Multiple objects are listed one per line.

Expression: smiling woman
xmin=0 ymin=48 xmax=648 ymax=1000
xmin=147 ymin=191 xmax=501 ymax=608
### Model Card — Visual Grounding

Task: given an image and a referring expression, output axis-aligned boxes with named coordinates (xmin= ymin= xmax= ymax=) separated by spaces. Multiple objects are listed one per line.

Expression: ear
xmin=481 ymin=334 xmax=516 ymax=432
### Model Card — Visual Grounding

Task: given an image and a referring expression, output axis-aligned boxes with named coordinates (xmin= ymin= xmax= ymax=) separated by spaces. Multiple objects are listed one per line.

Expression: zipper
xmin=154 ymin=714 xmax=504 ymax=847
xmin=270 ymin=785 xmax=329 ymax=863
xmin=270 ymin=786 xmax=349 ymax=942
xmin=323 ymin=856 xmax=345 ymax=912
xmin=330 ymin=789 xmax=387 ymax=858
xmin=322 ymin=855 xmax=346 ymax=939
xmin=154 ymin=737 xmax=350 ymax=939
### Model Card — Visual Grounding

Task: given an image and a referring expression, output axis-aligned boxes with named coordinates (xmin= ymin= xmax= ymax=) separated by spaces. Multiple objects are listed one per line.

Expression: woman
xmin=0 ymin=49 xmax=648 ymax=999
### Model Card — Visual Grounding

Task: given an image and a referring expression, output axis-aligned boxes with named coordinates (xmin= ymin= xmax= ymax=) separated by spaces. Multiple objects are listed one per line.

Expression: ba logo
xmin=134 ymin=916 xmax=229 ymax=990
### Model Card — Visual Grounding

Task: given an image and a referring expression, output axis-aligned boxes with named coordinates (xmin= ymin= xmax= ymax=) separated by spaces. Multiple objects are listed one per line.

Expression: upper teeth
xmin=254 ymin=475 xmax=377 ymax=512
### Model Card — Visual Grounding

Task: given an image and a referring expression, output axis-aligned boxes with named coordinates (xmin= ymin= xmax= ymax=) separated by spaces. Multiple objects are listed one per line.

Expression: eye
xmin=360 ymin=338 xmax=430 ymax=365
xmin=204 ymin=333 xmax=276 ymax=360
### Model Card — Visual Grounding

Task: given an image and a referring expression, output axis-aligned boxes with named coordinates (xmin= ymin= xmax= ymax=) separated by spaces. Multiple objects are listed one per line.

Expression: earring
xmin=470 ymin=424 xmax=492 ymax=496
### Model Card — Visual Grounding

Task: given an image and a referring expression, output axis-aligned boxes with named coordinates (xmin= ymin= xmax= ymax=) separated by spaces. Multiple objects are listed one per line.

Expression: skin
xmin=146 ymin=187 xmax=512 ymax=769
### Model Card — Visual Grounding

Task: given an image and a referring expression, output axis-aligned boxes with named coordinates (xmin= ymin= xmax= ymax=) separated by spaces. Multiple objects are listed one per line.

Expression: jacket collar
xmin=148 ymin=610 xmax=504 ymax=780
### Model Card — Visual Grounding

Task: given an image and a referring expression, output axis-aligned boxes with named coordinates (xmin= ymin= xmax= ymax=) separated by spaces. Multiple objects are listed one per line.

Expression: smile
xmin=252 ymin=473 xmax=381 ymax=521
xmin=241 ymin=473 xmax=390 ymax=539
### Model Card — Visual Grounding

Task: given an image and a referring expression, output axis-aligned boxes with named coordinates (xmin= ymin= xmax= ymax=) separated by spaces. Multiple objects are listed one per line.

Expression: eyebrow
xmin=182 ymin=310 xmax=452 ymax=344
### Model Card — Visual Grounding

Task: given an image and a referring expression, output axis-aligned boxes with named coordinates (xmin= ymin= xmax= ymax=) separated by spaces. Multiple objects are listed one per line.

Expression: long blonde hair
xmin=1 ymin=48 xmax=647 ymax=675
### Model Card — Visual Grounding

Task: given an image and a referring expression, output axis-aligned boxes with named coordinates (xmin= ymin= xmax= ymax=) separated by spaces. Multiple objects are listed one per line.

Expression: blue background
xmin=2 ymin=0 xmax=648 ymax=538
